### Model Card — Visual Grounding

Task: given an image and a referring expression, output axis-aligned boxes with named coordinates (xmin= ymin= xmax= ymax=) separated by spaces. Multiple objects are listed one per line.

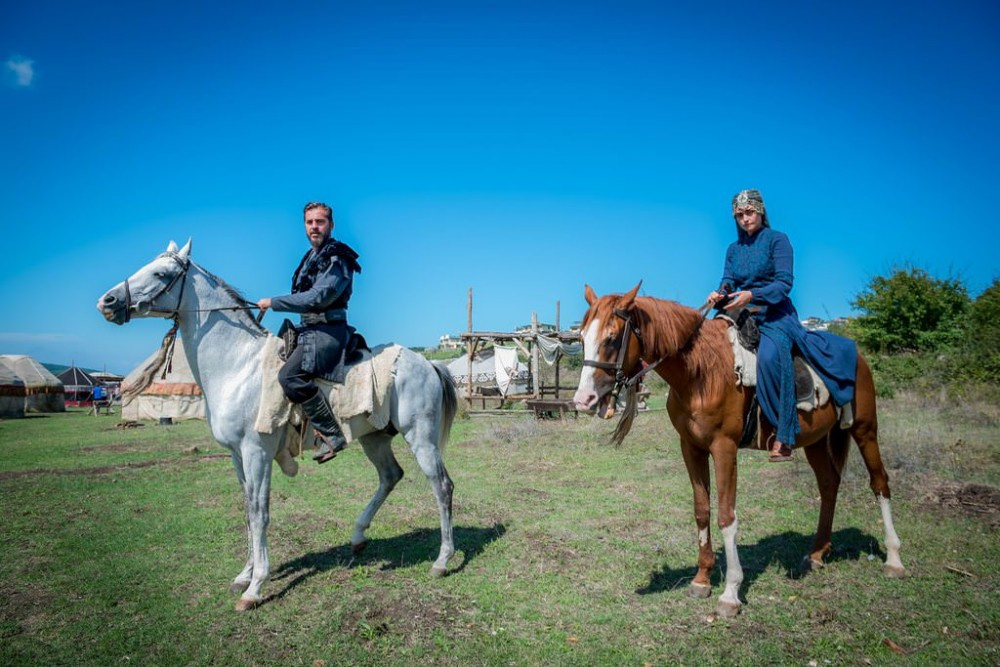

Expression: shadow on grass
xmin=636 ymin=527 xmax=884 ymax=597
xmin=267 ymin=523 xmax=506 ymax=602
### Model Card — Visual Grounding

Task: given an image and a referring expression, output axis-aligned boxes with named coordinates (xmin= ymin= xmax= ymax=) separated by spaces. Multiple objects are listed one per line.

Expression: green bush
xmin=954 ymin=278 xmax=1000 ymax=382
xmin=851 ymin=266 xmax=969 ymax=354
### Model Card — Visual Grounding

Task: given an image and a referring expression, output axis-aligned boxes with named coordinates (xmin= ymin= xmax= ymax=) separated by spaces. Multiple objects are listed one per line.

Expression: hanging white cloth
xmin=494 ymin=346 xmax=521 ymax=396
xmin=535 ymin=334 xmax=583 ymax=365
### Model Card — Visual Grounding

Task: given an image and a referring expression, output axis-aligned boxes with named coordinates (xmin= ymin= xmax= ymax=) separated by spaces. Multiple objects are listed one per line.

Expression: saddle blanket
xmin=723 ymin=321 xmax=853 ymax=429
xmin=256 ymin=335 xmax=402 ymax=444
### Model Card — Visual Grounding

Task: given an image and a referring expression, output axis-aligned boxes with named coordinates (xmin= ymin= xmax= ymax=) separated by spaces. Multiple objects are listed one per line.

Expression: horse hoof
xmin=352 ymin=540 xmax=368 ymax=555
xmin=802 ymin=556 xmax=825 ymax=571
xmin=688 ymin=582 xmax=712 ymax=599
xmin=229 ymin=580 xmax=250 ymax=595
xmin=716 ymin=600 xmax=742 ymax=620
xmin=430 ymin=566 xmax=448 ymax=578
xmin=235 ymin=596 xmax=261 ymax=612
xmin=883 ymin=564 xmax=907 ymax=578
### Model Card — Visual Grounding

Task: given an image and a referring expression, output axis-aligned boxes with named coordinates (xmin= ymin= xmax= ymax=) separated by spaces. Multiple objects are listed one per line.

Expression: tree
xmin=956 ymin=278 xmax=1000 ymax=381
xmin=850 ymin=266 xmax=969 ymax=354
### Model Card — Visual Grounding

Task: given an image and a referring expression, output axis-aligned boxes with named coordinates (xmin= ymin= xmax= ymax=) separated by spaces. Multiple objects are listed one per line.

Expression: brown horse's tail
xmin=827 ymin=423 xmax=852 ymax=481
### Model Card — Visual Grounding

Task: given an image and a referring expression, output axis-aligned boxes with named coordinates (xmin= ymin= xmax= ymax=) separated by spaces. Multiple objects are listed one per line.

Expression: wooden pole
xmin=466 ymin=288 xmax=473 ymax=405
xmin=531 ymin=311 xmax=540 ymax=398
xmin=554 ymin=300 xmax=560 ymax=398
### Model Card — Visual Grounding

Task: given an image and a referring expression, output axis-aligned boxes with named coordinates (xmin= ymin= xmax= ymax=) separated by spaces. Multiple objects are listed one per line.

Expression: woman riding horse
xmin=708 ymin=189 xmax=857 ymax=461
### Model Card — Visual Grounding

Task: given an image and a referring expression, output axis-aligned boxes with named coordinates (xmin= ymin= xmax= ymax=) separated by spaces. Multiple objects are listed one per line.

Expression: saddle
xmin=716 ymin=312 xmax=852 ymax=449
xmin=278 ymin=318 xmax=370 ymax=382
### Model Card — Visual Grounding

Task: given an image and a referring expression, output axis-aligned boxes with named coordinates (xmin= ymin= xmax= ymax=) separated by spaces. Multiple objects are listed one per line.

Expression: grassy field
xmin=1 ymin=397 xmax=998 ymax=666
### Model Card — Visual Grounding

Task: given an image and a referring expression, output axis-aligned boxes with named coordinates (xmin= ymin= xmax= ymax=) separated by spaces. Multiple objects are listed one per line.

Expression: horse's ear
xmin=177 ymin=238 xmax=193 ymax=260
xmin=585 ymin=284 xmax=598 ymax=306
xmin=166 ymin=241 xmax=179 ymax=253
xmin=620 ymin=281 xmax=642 ymax=310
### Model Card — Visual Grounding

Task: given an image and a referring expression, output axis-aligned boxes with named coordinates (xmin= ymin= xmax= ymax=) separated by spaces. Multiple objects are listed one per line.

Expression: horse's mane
xmin=634 ymin=297 xmax=731 ymax=402
xmin=122 ymin=260 xmax=266 ymax=401
xmin=193 ymin=261 xmax=267 ymax=335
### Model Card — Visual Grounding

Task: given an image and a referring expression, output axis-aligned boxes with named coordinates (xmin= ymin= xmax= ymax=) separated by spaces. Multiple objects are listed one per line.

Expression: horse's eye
xmin=154 ymin=271 xmax=165 ymax=279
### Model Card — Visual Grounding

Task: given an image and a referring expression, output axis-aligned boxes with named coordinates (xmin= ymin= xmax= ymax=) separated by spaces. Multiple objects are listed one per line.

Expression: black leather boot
xmin=301 ymin=391 xmax=348 ymax=464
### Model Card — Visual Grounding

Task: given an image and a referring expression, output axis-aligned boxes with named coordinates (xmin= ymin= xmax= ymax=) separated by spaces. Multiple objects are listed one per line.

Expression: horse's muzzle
xmin=97 ymin=291 xmax=128 ymax=325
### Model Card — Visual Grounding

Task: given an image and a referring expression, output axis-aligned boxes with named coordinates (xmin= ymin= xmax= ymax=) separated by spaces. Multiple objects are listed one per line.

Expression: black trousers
xmin=278 ymin=343 xmax=320 ymax=403
xmin=277 ymin=323 xmax=348 ymax=403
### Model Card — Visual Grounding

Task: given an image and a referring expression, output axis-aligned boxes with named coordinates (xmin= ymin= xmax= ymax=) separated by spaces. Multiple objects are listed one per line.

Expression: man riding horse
xmin=257 ymin=201 xmax=362 ymax=464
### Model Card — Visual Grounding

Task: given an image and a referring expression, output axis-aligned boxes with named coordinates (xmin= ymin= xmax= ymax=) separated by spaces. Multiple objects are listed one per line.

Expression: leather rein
xmin=120 ymin=252 xmax=264 ymax=379
xmin=121 ymin=252 xmax=263 ymax=324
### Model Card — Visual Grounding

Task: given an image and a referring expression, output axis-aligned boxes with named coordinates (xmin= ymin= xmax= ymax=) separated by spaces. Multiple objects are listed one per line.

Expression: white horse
xmin=97 ymin=240 xmax=457 ymax=611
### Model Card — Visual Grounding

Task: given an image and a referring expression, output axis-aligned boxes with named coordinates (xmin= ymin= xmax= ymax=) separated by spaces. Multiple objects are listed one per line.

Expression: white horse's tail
xmin=431 ymin=362 xmax=458 ymax=450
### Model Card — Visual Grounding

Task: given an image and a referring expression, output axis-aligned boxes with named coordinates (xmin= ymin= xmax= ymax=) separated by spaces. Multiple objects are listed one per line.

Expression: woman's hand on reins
xmin=723 ymin=290 xmax=753 ymax=310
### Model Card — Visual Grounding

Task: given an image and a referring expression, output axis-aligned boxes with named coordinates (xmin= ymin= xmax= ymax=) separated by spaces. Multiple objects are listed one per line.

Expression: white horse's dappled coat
xmin=97 ymin=240 xmax=457 ymax=610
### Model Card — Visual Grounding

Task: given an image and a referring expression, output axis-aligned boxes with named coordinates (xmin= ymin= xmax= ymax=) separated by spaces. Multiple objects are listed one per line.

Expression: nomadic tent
xmin=121 ymin=337 xmax=205 ymax=421
xmin=0 ymin=359 xmax=26 ymax=419
xmin=57 ymin=365 xmax=99 ymax=406
xmin=0 ymin=355 xmax=65 ymax=413
xmin=445 ymin=346 xmax=530 ymax=397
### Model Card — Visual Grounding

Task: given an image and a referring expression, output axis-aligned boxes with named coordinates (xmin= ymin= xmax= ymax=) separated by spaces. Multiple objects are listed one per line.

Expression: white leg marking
xmin=719 ymin=515 xmax=743 ymax=607
xmin=699 ymin=527 xmax=709 ymax=548
xmin=878 ymin=495 xmax=904 ymax=571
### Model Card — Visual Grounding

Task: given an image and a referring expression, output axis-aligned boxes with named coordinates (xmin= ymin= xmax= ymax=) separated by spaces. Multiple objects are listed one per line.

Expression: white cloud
xmin=5 ymin=55 xmax=35 ymax=87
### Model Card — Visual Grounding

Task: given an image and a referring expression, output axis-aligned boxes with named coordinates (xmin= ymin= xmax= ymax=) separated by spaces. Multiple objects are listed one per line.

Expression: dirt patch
xmin=342 ymin=586 xmax=477 ymax=646
xmin=0 ymin=582 xmax=58 ymax=639
xmin=921 ymin=481 xmax=1000 ymax=528
xmin=80 ymin=442 xmax=148 ymax=453
xmin=0 ymin=454 xmax=230 ymax=481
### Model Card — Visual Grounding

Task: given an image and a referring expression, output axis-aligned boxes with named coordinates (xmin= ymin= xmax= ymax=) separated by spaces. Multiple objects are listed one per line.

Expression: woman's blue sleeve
xmin=720 ymin=245 xmax=736 ymax=291
xmin=750 ymin=233 xmax=794 ymax=305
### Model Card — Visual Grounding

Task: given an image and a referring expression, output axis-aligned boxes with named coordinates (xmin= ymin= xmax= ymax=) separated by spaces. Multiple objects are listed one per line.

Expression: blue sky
xmin=2 ymin=1 xmax=998 ymax=374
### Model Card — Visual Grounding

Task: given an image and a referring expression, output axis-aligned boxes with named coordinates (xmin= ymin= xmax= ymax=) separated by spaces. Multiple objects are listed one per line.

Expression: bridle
xmin=117 ymin=251 xmax=264 ymax=383
xmin=120 ymin=252 xmax=261 ymax=323
xmin=121 ymin=252 xmax=190 ymax=323
xmin=582 ymin=307 xmax=667 ymax=403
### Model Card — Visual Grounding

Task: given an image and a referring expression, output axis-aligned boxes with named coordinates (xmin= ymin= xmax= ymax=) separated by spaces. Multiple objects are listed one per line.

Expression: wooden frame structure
xmin=459 ymin=288 xmax=580 ymax=411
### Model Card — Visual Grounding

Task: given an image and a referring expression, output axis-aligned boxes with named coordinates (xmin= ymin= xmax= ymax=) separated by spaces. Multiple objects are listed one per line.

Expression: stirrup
xmin=312 ymin=431 xmax=346 ymax=464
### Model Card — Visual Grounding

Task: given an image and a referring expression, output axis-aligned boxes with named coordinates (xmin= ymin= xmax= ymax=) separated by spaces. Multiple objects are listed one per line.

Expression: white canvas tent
xmin=0 ymin=355 xmax=65 ymax=413
xmin=445 ymin=346 xmax=529 ymax=397
xmin=121 ymin=338 xmax=206 ymax=421
xmin=0 ymin=359 xmax=26 ymax=418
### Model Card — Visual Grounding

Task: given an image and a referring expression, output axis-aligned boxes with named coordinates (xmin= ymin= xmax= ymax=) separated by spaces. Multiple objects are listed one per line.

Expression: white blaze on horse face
xmin=574 ymin=317 xmax=603 ymax=410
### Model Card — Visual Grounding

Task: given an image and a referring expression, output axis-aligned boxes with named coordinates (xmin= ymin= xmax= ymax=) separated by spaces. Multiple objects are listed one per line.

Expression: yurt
xmin=0 ymin=359 xmax=26 ymax=419
xmin=0 ymin=355 xmax=65 ymax=413
xmin=445 ymin=346 xmax=530 ymax=397
xmin=57 ymin=365 xmax=99 ymax=406
xmin=121 ymin=338 xmax=205 ymax=421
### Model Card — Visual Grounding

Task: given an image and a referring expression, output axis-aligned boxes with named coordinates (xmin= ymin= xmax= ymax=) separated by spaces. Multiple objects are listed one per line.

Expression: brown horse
xmin=573 ymin=283 xmax=905 ymax=619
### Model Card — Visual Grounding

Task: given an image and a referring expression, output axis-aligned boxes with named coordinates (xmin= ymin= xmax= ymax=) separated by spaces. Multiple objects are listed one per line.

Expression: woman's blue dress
xmin=720 ymin=226 xmax=857 ymax=445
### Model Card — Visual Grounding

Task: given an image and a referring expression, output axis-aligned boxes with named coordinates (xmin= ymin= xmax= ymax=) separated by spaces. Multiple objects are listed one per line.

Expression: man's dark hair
xmin=303 ymin=201 xmax=333 ymax=221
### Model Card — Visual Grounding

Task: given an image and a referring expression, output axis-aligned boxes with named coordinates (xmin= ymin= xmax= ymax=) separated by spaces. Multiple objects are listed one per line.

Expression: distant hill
xmin=42 ymin=363 xmax=108 ymax=376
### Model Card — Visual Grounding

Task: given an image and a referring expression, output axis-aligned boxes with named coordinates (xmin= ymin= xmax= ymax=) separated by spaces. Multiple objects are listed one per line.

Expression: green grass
xmin=1 ymin=399 xmax=998 ymax=666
